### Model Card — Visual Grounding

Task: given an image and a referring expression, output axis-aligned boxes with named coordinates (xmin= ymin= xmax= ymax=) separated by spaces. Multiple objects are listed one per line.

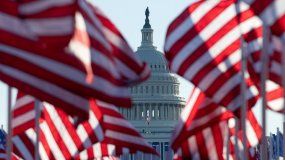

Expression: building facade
xmin=119 ymin=8 xmax=185 ymax=160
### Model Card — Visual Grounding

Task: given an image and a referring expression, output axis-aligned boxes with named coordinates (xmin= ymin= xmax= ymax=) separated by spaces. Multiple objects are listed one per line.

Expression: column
xmin=137 ymin=105 xmax=140 ymax=120
xmin=161 ymin=104 xmax=165 ymax=120
xmin=154 ymin=104 xmax=158 ymax=120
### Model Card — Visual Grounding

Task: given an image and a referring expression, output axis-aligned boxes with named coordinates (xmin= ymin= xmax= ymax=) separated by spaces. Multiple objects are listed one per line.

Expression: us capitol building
xmin=119 ymin=8 xmax=185 ymax=160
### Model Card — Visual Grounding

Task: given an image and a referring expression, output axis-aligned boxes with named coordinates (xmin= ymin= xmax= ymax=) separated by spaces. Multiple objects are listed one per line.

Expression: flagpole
xmin=281 ymin=36 xmax=285 ymax=159
xmin=234 ymin=118 xmax=239 ymax=160
xmin=241 ymin=38 xmax=248 ymax=160
xmin=226 ymin=127 xmax=230 ymax=160
xmin=34 ymin=100 xmax=41 ymax=160
xmin=261 ymin=24 xmax=269 ymax=160
xmin=6 ymin=86 xmax=12 ymax=160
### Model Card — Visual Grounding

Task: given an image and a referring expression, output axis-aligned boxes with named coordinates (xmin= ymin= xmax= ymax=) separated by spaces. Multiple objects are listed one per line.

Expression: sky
xmin=0 ymin=0 xmax=284 ymax=135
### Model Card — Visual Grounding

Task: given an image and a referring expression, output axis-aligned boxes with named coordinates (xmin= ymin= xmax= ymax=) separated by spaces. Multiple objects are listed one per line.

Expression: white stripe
xmin=246 ymin=120 xmax=259 ymax=147
xmin=172 ymin=88 xmax=201 ymax=141
xmin=89 ymin=110 xmax=104 ymax=141
xmin=184 ymin=16 xmax=261 ymax=81
xmin=79 ymin=0 xmax=112 ymax=51
xmin=12 ymin=110 xmax=35 ymax=128
xmin=79 ymin=150 xmax=88 ymax=160
xmin=25 ymin=129 xmax=49 ymax=160
xmin=105 ymin=130 xmax=149 ymax=146
xmin=97 ymin=101 xmax=118 ymax=111
xmin=19 ymin=0 xmax=74 ymax=15
xmin=203 ymin=128 xmax=218 ymax=160
xmin=227 ymin=85 xmax=258 ymax=111
xmin=13 ymin=95 xmax=35 ymax=109
xmin=107 ymin=144 xmax=116 ymax=155
xmin=0 ymin=12 xmax=36 ymax=39
xmin=189 ymin=107 xmax=226 ymax=131
xmin=25 ymin=17 xmax=73 ymax=36
xmin=189 ymin=136 xmax=200 ymax=160
xmin=1 ymin=42 xmax=130 ymax=99
xmin=40 ymin=122 xmax=66 ymax=160
xmin=76 ymin=125 xmax=92 ymax=148
xmin=165 ymin=1 xmax=220 ymax=51
xmin=195 ymin=49 xmax=241 ymax=92
xmin=0 ymin=43 xmax=90 ymax=90
xmin=93 ymin=143 xmax=102 ymax=158
xmin=268 ymin=98 xmax=283 ymax=111
xmin=114 ymin=58 xmax=138 ymax=79
xmin=44 ymin=105 xmax=78 ymax=155
xmin=90 ymin=48 xmax=121 ymax=79
xmin=85 ymin=20 xmax=112 ymax=52
xmin=12 ymin=135 xmax=34 ymax=160
xmin=171 ymin=3 xmax=243 ymax=72
xmin=0 ymin=64 xmax=90 ymax=111
xmin=260 ymin=0 xmax=285 ymax=26
xmin=104 ymin=115 xmax=133 ymax=129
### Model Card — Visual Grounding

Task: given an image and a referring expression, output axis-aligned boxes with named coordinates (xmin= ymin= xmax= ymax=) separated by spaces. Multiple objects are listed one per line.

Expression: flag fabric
xmin=227 ymin=111 xmax=262 ymax=160
xmin=12 ymin=92 xmax=38 ymax=136
xmin=243 ymin=0 xmax=285 ymax=38
xmin=12 ymin=100 xmax=157 ymax=159
xmin=74 ymin=143 xmax=130 ymax=160
xmin=77 ymin=0 xmax=150 ymax=85
xmin=17 ymin=0 xmax=77 ymax=50
xmin=171 ymin=86 xmax=262 ymax=159
xmin=0 ymin=146 xmax=21 ymax=160
xmin=171 ymin=87 xmax=234 ymax=150
xmin=0 ymin=0 xmax=92 ymax=118
xmin=164 ymin=0 xmax=262 ymax=113
xmin=0 ymin=0 xmax=150 ymax=118
xmin=173 ymin=120 xmax=229 ymax=160
xmin=172 ymin=111 xmax=261 ymax=160
xmin=12 ymin=100 xmax=104 ymax=160
xmin=91 ymin=101 xmax=158 ymax=156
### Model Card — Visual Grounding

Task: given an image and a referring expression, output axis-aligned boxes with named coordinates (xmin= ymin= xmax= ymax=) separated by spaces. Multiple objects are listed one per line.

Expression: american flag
xmin=173 ymin=120 xmax=229 ymax=160
xmin=12 ymin=92 xmax=38 ymax=135
xmin=171 ymin=87 xmax=234 ymax=150
xmin=164 ymin=0 xmax=262 ymax=113
xmin=0 ymin=0 xmax=150 ymax=118
xmin=12 ymin=100 xmax=157 ymax=159
xmin=171 ymin=86 xmax=262 ymax=159
xmin=172 ymin=112 xmax=261 ymax=160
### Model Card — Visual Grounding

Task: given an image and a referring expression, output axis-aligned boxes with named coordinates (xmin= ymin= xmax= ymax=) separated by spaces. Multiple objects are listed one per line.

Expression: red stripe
xmin=0 ymin=71 xmax=88 ymax=118
xmin=42 ymin=107 xmax=72 ymax=159
xmin=166 ymin=0 xmax=232 ymax=61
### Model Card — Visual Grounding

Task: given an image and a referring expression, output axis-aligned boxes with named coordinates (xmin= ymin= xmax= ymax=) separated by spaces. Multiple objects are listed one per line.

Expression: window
xmin=157 ymin=86 xmax=159 ymax=93
xmin=162 ymin=86 xmax=164 ymax=94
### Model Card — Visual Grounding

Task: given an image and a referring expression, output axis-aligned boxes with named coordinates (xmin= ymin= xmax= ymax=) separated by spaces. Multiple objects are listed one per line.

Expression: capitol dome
xmin=119 ymin=7 xmax=185 ymax=160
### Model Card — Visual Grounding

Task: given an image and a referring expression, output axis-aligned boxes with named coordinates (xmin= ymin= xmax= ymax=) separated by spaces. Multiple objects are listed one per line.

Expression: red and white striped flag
xmin=12 ymin=99 xmax=157 ymax=159
xmin=227 ymin=111 xmax=262 ymax=160
xmin=164 ymin=0 xmax=262 ymax=113
xmin=173 ymin=120 xmax=229 ymax=160
xmin=171 ymin=87 xmax=234 ymax=151
xmin=12 ymin=101 xmax=103 ymax=160
xmin=12 ymin=92 xmax=38 ymax=136
xmin=0 ymin=0 xmax=92 ymax=118
xmin=0 ymin=0 xmax=150 ymax=118
xmin=171 ymin=86 xmax=262 ymax=159
xmin=0 ymin=145 xmax=21 ymax=160
xmin=243 ymin=0 xmax=285 ymax=38
xmin=172 ymin=111 xmax=261 ymax=160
